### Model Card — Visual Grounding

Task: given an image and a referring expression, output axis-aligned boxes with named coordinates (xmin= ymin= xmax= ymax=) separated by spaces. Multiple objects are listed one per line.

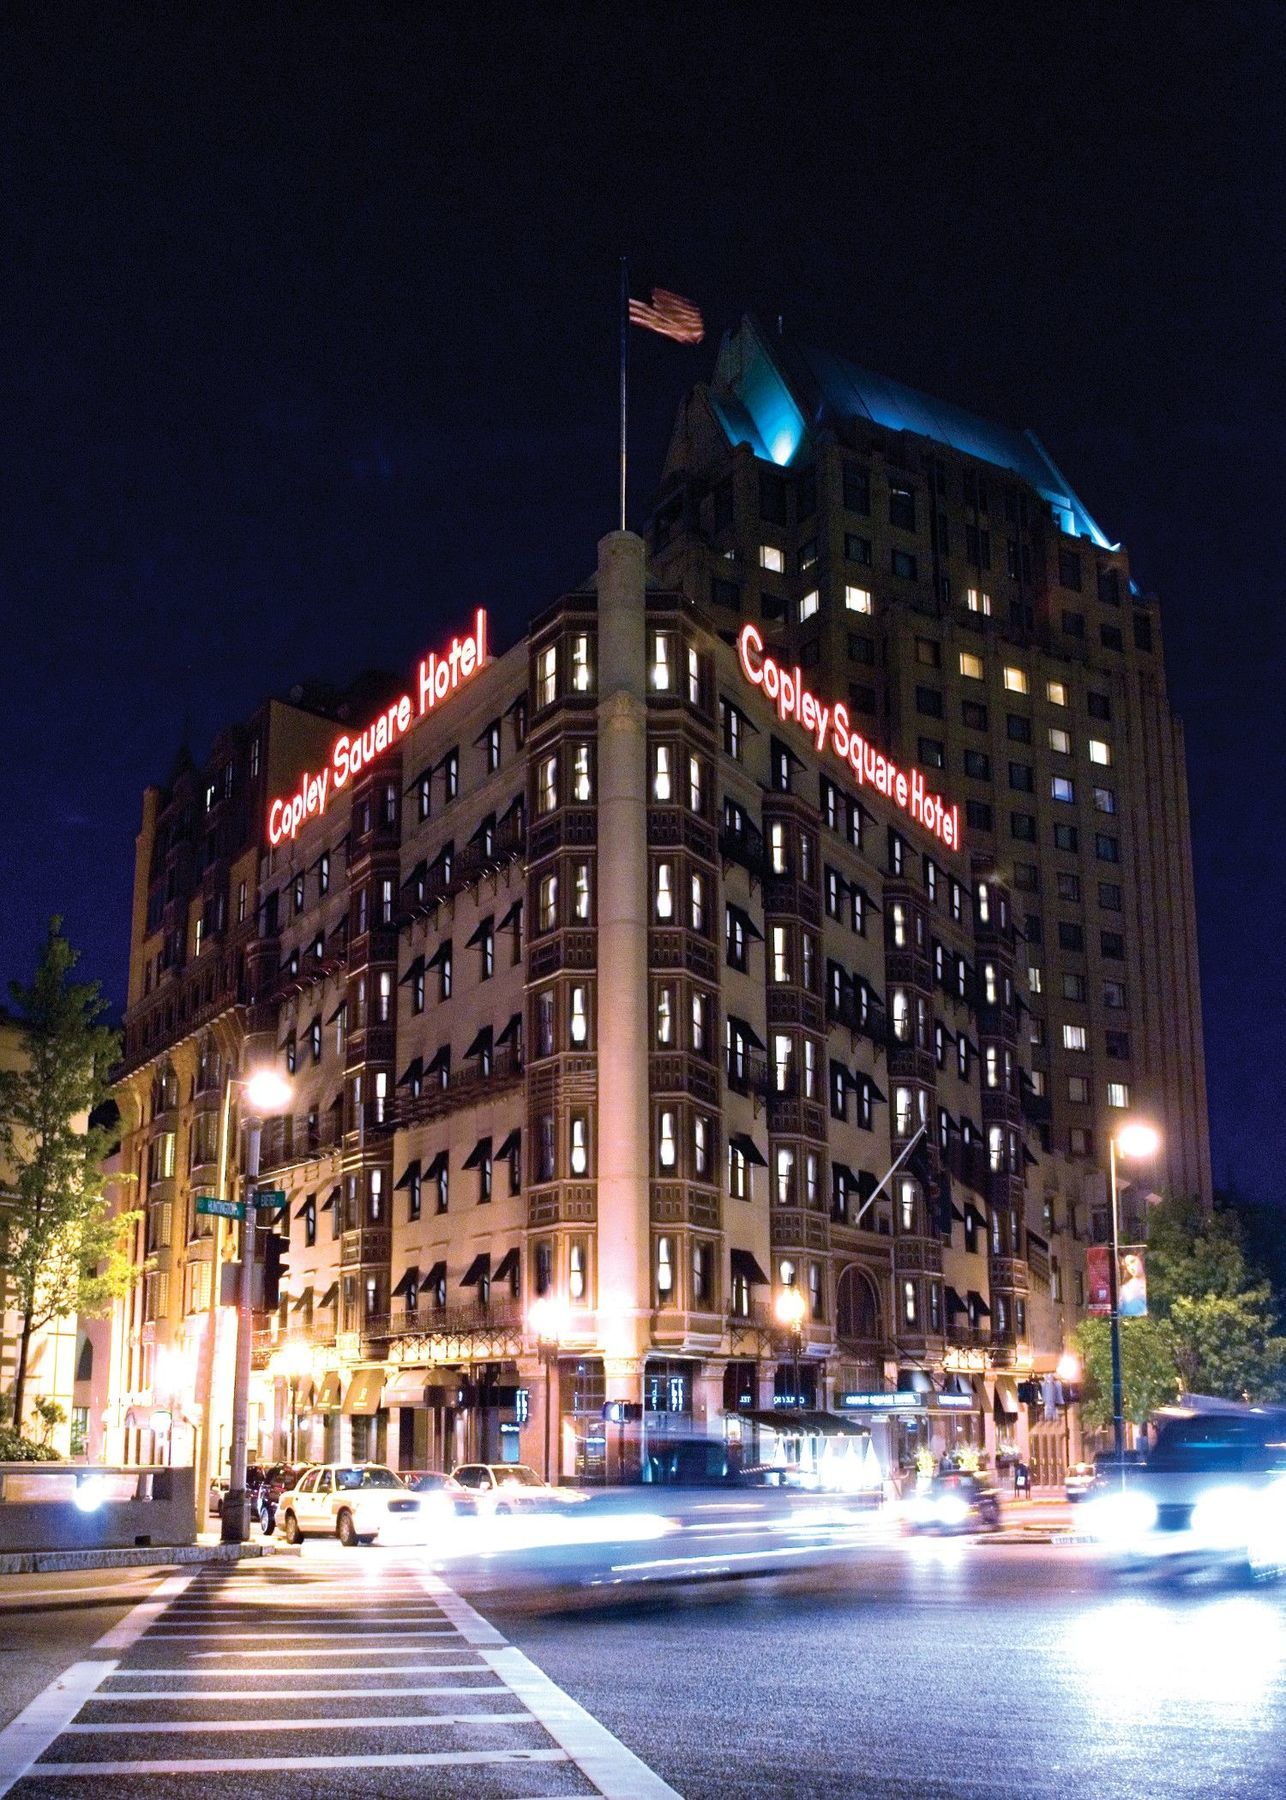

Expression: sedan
xmin=403 ymin=1470 xmax=475 ymax=1517
xmin=451 ymin=1463 xmax=584 ymax=1511
xmin=905 ymin=1472 xmax=1002 ymax=1534
xmin=277 ymin=1463 xmax=422 ymax=1546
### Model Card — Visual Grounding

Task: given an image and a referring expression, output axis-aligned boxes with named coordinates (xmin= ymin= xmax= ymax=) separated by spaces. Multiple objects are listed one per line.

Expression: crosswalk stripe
xmin=87 ymin=1683 xmax=508 ymax=1701
xmin=64 ymin=1711 xmax=534 ymax=1733
xmin=23 ymin=1747 xmax=572 ymax=1777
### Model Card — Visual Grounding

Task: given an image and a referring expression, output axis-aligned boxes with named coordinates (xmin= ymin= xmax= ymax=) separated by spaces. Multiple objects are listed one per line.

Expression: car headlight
xmin=1191 ymin=1486 xmax=1255 ymax=1551
xmin=935 ymin=1495 xmax=971 ymax=1527
xmin=1083 ymin=1489 xmax=1158 ymax=1547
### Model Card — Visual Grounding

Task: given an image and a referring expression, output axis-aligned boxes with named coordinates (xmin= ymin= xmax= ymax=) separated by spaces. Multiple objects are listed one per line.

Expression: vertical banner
xmin=1118 ymin=1247 xmax=1149 ymax=1318
xmin=1086 ymin=1244 xmax=1112 ymax=1316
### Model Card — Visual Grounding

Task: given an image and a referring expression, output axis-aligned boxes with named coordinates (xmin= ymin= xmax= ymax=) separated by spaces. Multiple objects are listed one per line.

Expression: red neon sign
xmin=737 ymin=623 xmax=960 ymax=853
xmin=267 ymin=609 xmax=488 ymax=847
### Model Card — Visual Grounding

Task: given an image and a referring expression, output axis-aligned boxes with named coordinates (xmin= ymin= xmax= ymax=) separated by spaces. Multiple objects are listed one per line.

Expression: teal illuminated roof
xmin=711 ymin=318 xmax=1114 ymax=548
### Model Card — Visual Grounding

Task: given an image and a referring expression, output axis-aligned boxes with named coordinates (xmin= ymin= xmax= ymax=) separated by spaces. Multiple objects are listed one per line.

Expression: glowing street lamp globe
xmin=528 ymin=1296 xmax=569 ymax=1345
xmin=243 ymin=1068 xmax=292 ymax=1115
xmin=1056 ymin=1350 xmax=1082 ymax=1386
xmin=775 ymin=1285 xmax=807 ymax=1331
xmin=1115 ymin=1121 xmax=1161 ymax=1161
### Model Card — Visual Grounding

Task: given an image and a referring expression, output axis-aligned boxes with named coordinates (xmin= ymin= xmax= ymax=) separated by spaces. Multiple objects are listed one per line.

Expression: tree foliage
xmin=0 ymin=919 xmax=135 ymax=1429
xmin=1074 ymin=1314 xmax=1180 ymax=1429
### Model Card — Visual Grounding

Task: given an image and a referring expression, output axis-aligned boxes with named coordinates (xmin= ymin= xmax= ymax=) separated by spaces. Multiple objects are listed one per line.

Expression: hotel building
xmin=648 ymin=317 xmax=1210 ymax=1211
xmin=108 ymin=528 xmax=1100 ymax=1491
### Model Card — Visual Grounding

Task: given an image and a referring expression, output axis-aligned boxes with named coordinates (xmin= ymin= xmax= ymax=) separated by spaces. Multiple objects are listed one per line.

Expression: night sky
xmin=3 ymin=7 xmax=1282 ymax=1200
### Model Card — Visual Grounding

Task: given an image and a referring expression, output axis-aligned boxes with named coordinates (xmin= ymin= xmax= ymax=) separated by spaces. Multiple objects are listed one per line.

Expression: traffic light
xmin=260 ymin=1214 xmax=290 ymax=1312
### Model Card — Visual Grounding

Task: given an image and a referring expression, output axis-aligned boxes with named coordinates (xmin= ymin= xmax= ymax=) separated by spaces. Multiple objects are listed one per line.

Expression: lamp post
xmin=1056 ymin=1348 xmax=1082 ymax=1479
xmin=221 ymin=1068 xmax=292 ymax=1544
xmin=269 ymin=1338 xmax=313 ymax=1463
xmin=775 ymin=1284 xmax=807 ymax=1412
xmin=528 ymin=1297 xmax=566 ymax=1484
xmin=1107 ymin=1120 xmax=1161 ymax=1469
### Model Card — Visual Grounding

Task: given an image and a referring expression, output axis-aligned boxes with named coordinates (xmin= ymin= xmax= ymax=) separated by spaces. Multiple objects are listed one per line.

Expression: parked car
xmin=451 ymin=1463 xmax=584 ymax=1511
xmin=276 ymin=1463 xmax=422 ymax=1546
xmin=905 ymin=1471 xmax=1002 ymax=1534
xmin=1083 ymin=1404 xmax=1286 ymax=1577
xmin=208 ymin=1477 xmax=228 ymax=1519
xmin=251 ymin=1463 xmax=308 ymax=1535
xmin=1065 ymin=1461 xmax=1098 ymax=1502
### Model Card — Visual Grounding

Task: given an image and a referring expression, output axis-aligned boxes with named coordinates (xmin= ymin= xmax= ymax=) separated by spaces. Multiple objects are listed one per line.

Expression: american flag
xmin=628 ymin=287 xmax=705 ymax=345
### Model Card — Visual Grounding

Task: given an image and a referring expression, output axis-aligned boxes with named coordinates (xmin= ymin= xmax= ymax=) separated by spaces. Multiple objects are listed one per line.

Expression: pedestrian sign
xmin=195 ymin=1195 xmax=244 ymax=1219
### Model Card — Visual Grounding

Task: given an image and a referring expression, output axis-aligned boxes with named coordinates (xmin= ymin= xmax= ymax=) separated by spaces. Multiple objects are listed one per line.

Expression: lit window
xmin=903 ymin=1280 xmax=917 ymax=1325
xmin=693 ymin=1116 xmax=709 ymax=1177
xmin=989 ymin=1125 xmax=1004 ymax=1172
xmin=1046 ymin=680 xmax=1067 ymax=706
xmin=1004 ymin=666 xmax=1029 ymax=694
xmin=983 ymin=962 xmax=998 ymax=1004
xmin=569 ymin=1241 xmax=586 ymax=1299
xmin=656 ymin=986 xmax=673 ymax=1046
xmin=651 ymin=632 xmax=673 ymax=692
xmin=539 ymin=872 xmax=558 ymax=931
xmin=959 ymin=652 xmax=984 ymax=680
xmin=690 ymin=873 xmax=706 ymax=932
xmin=966 ymin=586 xmax=992 ymax=616
xmin=655 ymin=861 xmax=674 ymax=921
xmin=691 ymin=992 xmax=708 ymax=1053
xmin=760 ymin=544 xmax=785 ymax=573
xmin=538 ymin=645 xmax=558 ymax=708
xmin=891 ymin=902 xmax=907 ymax=948
xmin=799 ymin=589 xmax=820 ymax=623
xmin=1107 ymin=1081 xmax=1130 ymax=1109
xmin=771 ymin=925 xmax=789 ymax=984
xmin=977 ymin=882 xmax=990 ymax=923
xmin=570 ymin=1113 xmax=589 ymax=1174
xmin=775 ymin=1147 xmax=795 ymax=1205
xmin=687 ymin=647 xmax=701 ymax=707
xmin=1094 ymin=786 xmax=1116 ymax=814
xmin=688 ymin=755 xmax=703 ymax=813
xmin=1029 ymin=965 xmax=1042 ymax=994
xmin=570 ymin=985 xmax=588 ymax=1046
xmin=891 ymin=990 xmax=910 ymax=1042
xmin=772 ymin=1033 xmax=793 ymax=1094
xmin=1049 ymin=727 xmax=1071 ymax=754
xmin=845 ymin=585 xmax=873 ymax=614
xmin=769 ymin=821 xmax=788 ymax=874
xmin=571 ymin=634 xmax=592 ymax=692
xmin=571 ymin=744 xmax=592 ymax=802
xmin=652 ymin=744 xmax=672 ymax=802
xmin=538 ymin=754 xmax=558 ymax=814
xmin=656 ymin=1236 xmax=674 ymax=1299
xmin=1089 ymin=739 xmax=1112 ymax=767
xmin=1063 ymin=1024 xmax=1088 ymax=1051
xmin=1052 ymin=776 xmax=1075 ymax=803
xmin=658 ymin=1111 xmax=677 ymax=1170
xmin=895 ymin=1087 xmax=913 ymax=1135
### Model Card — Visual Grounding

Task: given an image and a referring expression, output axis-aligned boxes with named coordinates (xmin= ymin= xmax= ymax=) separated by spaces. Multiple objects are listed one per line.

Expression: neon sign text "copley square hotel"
xmin=737 ymin=622 xmax=960 ymax=853
xmin=266 ymin=610 xmax=489 ymax=846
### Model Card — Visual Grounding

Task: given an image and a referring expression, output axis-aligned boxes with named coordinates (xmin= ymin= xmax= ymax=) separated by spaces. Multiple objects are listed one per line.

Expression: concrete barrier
xmin=0 ymin=1464 xmax=197 ymax=1552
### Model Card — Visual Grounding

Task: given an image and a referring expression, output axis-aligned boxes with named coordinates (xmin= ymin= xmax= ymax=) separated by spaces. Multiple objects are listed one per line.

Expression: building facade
xmin=648 ymin=317 xmax=1209 ymax=1210
xmin=106 ymin=530 xmax=1105 ymax=1491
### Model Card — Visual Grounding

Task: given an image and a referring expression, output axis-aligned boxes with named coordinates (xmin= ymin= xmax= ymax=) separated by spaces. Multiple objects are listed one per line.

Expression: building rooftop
xmin=708 ymin=316 xmax=1114 ymax=548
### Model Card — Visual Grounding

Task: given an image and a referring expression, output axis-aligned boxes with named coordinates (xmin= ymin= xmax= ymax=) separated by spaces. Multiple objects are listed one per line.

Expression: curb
xmin=0 ymin=1541 xmax=302 ymax=1577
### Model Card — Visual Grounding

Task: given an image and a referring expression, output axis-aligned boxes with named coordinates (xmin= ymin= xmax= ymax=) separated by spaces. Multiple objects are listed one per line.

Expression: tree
xmin=1073 ymin=1314 xmax=1180 ymax=1432
xmin=0 ymin=919 xmax=134 ymax=1431
xmin=1168 ymin=1289 xmax=1286 ymax=1404
xmin=1143 ymin=1193 xmax=1247 ymax=1316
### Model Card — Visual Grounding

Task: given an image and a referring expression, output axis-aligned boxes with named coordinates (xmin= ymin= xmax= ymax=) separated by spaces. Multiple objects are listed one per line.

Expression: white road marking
xmin=101 ymin=1660 xmax=486 ymax=1677
xmin=21 ymin=1747 xmax=572 ymax=1776
xmin=89 ymin=1682 xmax=507 ymax=1701
xmin=189 ymin=1640 xmax=465 ymax=1657
xmin=64 ymin=1711 xmax=533 ymax=1733
xmin=147 ymin=1625 xmax=457 ymax=1639
xmin=94 ymin=1574 xmax=195 ymax=1649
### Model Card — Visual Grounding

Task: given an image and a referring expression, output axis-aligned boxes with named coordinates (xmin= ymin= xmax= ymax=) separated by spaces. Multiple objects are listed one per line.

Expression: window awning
xmin=492 ymin=1247 xmax=520 ymax=1284
xmin=730 ymin=1248 xmax=769 ymax=1286
xmin=463 ymin=1137 xmax=492 ymax=1170
xmin=965 ymin=1204 xmax=988 ymax=1231
xmin=293 ymin=1196 xmax=314 ymax=1221
xmin=729 ymin=1132 xmax=768 ymax=1168
xmin=495 ymin=1128 xmax=521 ymax=1161
xmin=739 ymin=1409 xmax=868 ymax=1437
xmin=395 ymin=1159 xmax=421 ymax=1191
xmin=466 ymin=915 xmax=493 ymax=948
xmin=290 ymin=1286 xmax=313 ymax=1312
xmin=426 ymin=941 xmax=452 ymax=971
xmin=968 ymin=1290 xmax=992 ymax=1318
xmin=859 ymin=1076 xmax=887 ymax=1104
xmin=384 ymin=1371 xmax=433 ymax=1409
xmin=399 ymin=956 xmax=425 ymax=986
xmin=398 ymin=1059 xmax=423 ymax=1089
xmin=727 ymin=1015 xmax=766 ymax=1051
xmin=496 ymin=1013 xmax=523 ymax=1046
xmin=326 ymin=999 xmax=347 ymax=1024
xmin=314 ymin=1371 xmax=342 ymax=1411
xmin=994 ymin=1378 xmax=1019 ymax=1421
xmin=897 ymin=1368 xmax=935 ymax=1395
xmin=426 ymin=1150 xmax=449 ymax=1178
xmin=727 ymin=904 xmax=764 ymax=942
xmin=426 ymin=1044 xmax=451 ymax=1073
xmin=464 ymin=1025 xmax=492 ymax=1059
xmin=856 ymin=1170 xmax=880 ymax=1201
xmin=853 ymin=883 xmax=881 ymax=914
xmin=317 ymin=1282 xmax=339 ymax=1309
xmin=319 ymin=1187 xmax=339 ymax=1213
xmin=423 ymin=1260 xmax=446 ymax=1288
xmin=391 ymin=1266 xmax=419 ymax=1299
xmin=461 ymin=1253 xmax=491 ymax=1287
xmin=832 ymin=1161 xmax=857 ymax=1189
xmin=342 ymin=1368 xmax=385 ymax=1416
xmin=945 ymin=1286 xmax=967 ymax=1317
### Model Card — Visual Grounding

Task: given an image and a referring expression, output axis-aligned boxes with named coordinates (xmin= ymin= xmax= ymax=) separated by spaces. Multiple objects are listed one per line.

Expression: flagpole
xmin=618 ymin=255 xmax=628 ymax=532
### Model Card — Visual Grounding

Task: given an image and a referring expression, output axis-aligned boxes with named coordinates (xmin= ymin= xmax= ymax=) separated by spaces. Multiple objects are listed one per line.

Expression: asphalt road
xmin=2 ymin=1523 xmax=1284 ymax=1799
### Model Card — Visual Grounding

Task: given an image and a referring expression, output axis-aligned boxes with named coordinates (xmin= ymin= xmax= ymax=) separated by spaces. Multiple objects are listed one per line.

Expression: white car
xmin=450 ymin=1462 xmax=584 ymax=1511
xmin=277 ymin=1463 xmax=422 ymax=1546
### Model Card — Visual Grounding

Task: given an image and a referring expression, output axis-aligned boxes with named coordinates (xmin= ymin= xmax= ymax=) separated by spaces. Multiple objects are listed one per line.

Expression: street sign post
xmin=195 ymin=1195 xmax=244 ymax=1219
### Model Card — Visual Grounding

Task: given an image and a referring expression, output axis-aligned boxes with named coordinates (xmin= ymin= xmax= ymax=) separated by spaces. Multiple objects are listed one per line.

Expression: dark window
xmin=966 ymin=800 xmax=994 ymax=832
xmin=1097 ymin=566 xmax=1121 ymax=605
xmin=759 ymin=470 xmax=788 ymax=525
xmin=1106 ymin=1030 xmax=1131 ymax=1060
xmin=1013 ymin=861 xmax=1039 ymax=892
xmin=1087 ymin=691 xmax=1112 ymax=721
xmin=962 ymin=700 xmax=988 ymax=731
xmin=1095 ymin=834 xmax=1120 ymax=863
xmin=915 ymin=637 xmax=941 ymax=668
xmin=1059 ymin=548 xmax=1083 ymax=591
xmin=843 ymin=464 xmax=871 ymax=515
xmin=849 ymin=633 xmax=875 ymax=665
xmin=1010 ymin=812 xmax=1036 ymax=841
xmin=1133 ymin=612 xmax=1154 ymax=651
xmin=918 ymin=737 xmax=945 ymax=769
xmin=964 ymin=749 xmax=991 ymax=779
xmin=1025 ymin=912 xmax=1042 ymax=944
xmin=712 ymin=481 xmax=733 ymax=531
xmin=891 ymin=548 xmax=918 ymax=581
xmin=1101 ymin=623 xmax=1124 ymax=651
xmin=1062 ymin=610 xmax=1085 ymax=638
xmin=845 ymin=533 xmax=872 ymax=565
xmin=1008 ymin=761 xmax=1034 ymax=791
xmin=1101 ymin=930 xmax=1126 ymax=959
xmin=889 ymin=484 xmax=916 ymax=532
xmin=796 ymin=467 xmax=817 ymax=520
xmin=1098 ymin=881 xmax=1122 ymax=910
xmin=1053 ymin=823 xmax=1079 ymax=852
xmin=711 ymin=576 xmax=741 ymax=611
xmin=849 ymin=683 xmax=877 ymax=714
xmin=1006 ymin=713 xmax=1032 ymax=743
xmin=1058 ymin=921 xmax=1085 ymax=951
xmin=915 ymin=685 xmax=944 ymax=718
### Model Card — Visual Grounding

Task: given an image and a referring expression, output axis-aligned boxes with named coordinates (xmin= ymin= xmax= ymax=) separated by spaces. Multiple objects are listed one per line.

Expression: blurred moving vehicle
xmin=451 ymin=1463 xmax=584 ymax=1511
xmin=1065 ymin=1461 xmax=1098 ymax=1502
xmin=1082 ymin=1403 xmax=1286 ymax=1577
xmin=905 ymin=1471 xmax=1002 ymax=1534
xmin=251 ymin=1463 xmax=308 ymax=1536
xmin=403 ymin=1470 xmax=475 ymax=1517
xmin=276 ymin=1463 xmax=422 ymax=1546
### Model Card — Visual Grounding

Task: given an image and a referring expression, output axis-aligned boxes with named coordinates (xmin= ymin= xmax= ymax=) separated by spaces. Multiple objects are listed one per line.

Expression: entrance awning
xmin=739 ymin=1409 xmax=869 ymax=1437
xmin=342 ymin=1367 xmax=386 ymax=1416
xmin=314 ymin=1372 xmax=342 ymax=1411
xmin=383 ymin=1371 xmax=432 ymax=1409
xmin=993 ymin=1377 xmax=1019 ymax=1421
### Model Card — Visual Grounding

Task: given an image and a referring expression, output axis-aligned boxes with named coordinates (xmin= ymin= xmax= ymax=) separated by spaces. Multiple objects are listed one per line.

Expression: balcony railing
xmin=396 ymin=1045 xmax=525 ymax=1127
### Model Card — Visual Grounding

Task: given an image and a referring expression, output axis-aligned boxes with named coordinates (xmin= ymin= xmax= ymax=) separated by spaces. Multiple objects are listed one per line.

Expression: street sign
xmin=195 ymin=1195 xmax=244 ymax=1219
xmin=248 ymin=1189 xmax=287 ymax=1210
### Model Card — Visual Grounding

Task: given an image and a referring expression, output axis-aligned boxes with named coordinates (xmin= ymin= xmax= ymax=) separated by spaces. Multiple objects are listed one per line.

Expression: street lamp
xmin=269 ymin=1337 xmax=314 ymax=1463
xmin=1056 ymin=1348 xmax=1082 ymax=1476
xmin=528 ymin=1296 xmax=568 ymax=1484
xmin=221 ymin=1067 xmax=292 ymax=1544
xmin=775 ymin=1284 xmax=807 ymax=1413
xmin=1108 ymin=1119 xmax=1161 ymax=1469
